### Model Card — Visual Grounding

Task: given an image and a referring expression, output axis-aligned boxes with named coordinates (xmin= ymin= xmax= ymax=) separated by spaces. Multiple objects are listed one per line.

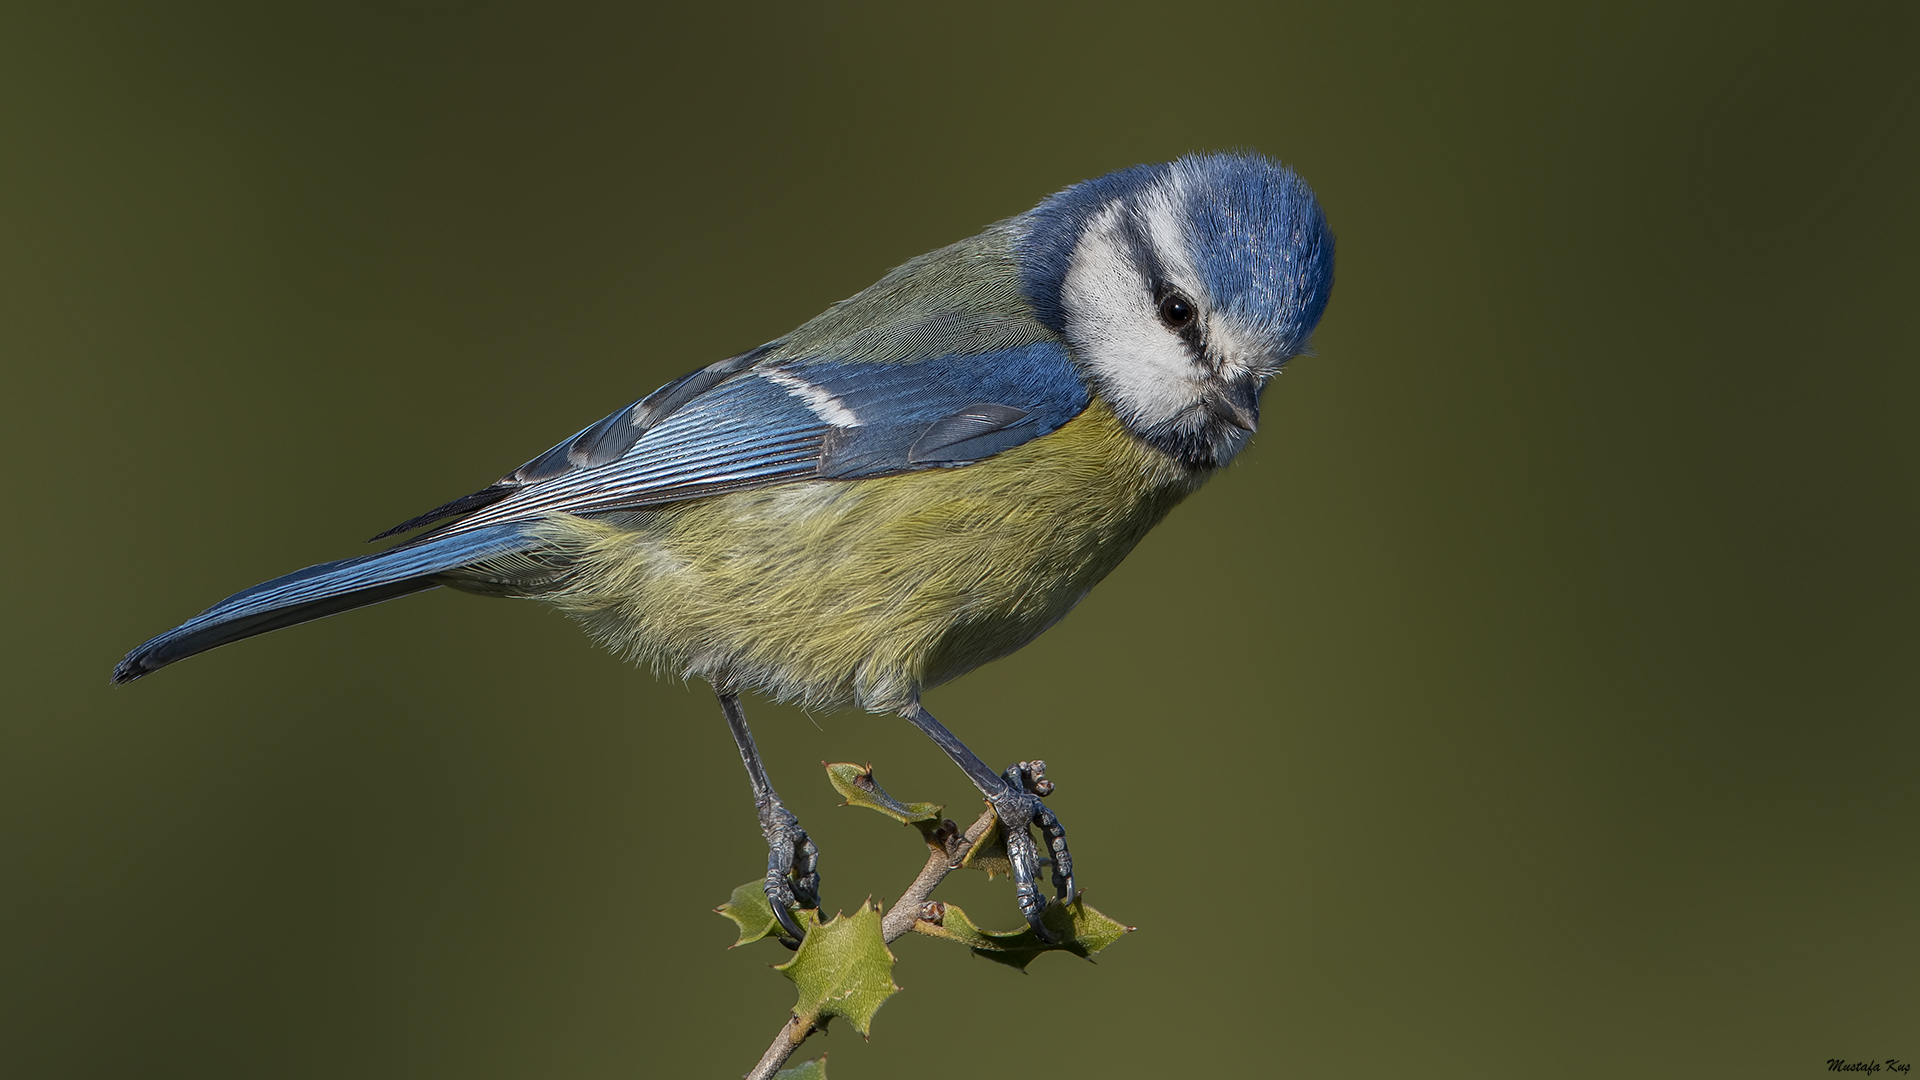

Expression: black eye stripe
xmin=1149 ymin=281 xmax=1210 ymax=359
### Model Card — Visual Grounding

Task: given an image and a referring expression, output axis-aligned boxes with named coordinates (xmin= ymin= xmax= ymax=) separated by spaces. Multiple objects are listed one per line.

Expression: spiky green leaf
xmin=774 ymin=902 xmax=900 ymax=1037
xmin=824 ymin=762 xmax=943 ymax=828
xmin=958 ymin=816 xmax=1012 ymax=878
xmin=911 ymin=897 xmax=1132 ymax=971
xmin=714 ymin=879 xmax=789 ymax=948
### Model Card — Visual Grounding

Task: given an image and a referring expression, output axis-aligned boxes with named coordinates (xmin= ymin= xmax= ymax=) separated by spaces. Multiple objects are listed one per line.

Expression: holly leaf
xmin=774 ymin=902 xmax=900 ymax=1037
xmin=824 ymin=762 xmax=944 ymax=830
xmin=958 ymin=816 xmax=1012 ymax=878
xmin=775 ymin=1055 xmax=829 ymax=1079
xmin=714 ymin=880 xmax=789 ymax=948
xmin=911 ymin=897 xmax=1132 ymax=971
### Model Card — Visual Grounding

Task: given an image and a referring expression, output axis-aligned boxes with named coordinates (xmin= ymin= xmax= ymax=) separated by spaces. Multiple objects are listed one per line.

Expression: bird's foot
xmin=989 ymin=760 xmax=1075 ymax=943
xmin=757 ymin=797 xmax=820 ymax=947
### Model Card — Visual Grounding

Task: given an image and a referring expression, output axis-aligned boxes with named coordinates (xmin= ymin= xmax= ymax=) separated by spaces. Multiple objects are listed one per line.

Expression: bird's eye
xmin=1158 ymin=292 xmax=1195 ymax=329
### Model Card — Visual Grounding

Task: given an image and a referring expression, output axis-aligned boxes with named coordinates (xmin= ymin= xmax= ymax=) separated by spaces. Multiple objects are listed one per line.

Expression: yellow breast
xmin=508 ymin=399 xmax=1207 ymax=713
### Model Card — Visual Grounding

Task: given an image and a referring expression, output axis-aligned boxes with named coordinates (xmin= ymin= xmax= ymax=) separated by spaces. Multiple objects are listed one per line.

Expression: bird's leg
xmin=903 ymin=705 xmax=1075 ymax=942
xmin=716 ymin=690 xmax=819 ymax=945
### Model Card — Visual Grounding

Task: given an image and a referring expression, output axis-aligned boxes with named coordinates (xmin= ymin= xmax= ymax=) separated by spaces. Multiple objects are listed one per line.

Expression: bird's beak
xmin=1208 ymin=378 xmax=1262 ymax=434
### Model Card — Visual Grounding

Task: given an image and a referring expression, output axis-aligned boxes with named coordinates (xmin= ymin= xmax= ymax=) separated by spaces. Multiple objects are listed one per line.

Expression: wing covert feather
xmin=402 ymin=340 xmax=1090 ymax=541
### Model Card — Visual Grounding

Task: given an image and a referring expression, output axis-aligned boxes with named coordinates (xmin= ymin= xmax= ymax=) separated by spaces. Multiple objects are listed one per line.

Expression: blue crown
xmin=1018 ymin=153 xmax=1335 ymax=358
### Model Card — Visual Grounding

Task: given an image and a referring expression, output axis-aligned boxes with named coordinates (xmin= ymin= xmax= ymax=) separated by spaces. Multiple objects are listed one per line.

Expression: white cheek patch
xmin=1060 ymin=201 xmax=1208 ymax=432
xmin=764 ymin=369 xmax=861 ymax=428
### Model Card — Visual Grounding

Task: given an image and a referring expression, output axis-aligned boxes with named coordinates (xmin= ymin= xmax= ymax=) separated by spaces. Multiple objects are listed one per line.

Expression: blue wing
xmin=401 ymin=340 xmax=1090 ymax=538
xmin=115 ymin=341 xmax=1088 ymax=682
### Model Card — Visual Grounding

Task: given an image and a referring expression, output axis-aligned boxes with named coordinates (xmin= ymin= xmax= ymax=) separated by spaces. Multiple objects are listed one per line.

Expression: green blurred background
xmin=3 ymin=2 xmax=1914 ymax=1077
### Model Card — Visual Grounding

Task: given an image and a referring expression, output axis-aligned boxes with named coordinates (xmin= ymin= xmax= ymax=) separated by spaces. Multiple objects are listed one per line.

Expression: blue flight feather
xmin=113 ymin=523 xmax=537 ymax=681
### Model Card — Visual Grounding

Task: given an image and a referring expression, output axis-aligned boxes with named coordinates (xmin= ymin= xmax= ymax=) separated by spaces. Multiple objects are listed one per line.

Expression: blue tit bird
xmin=115 ymin=153 xmax=1335 ymax=943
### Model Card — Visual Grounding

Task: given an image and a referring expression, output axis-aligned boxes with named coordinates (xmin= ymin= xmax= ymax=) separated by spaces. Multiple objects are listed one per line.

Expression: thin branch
xmin=880 ymin=809 xmax=997 ymax=943
xmin=743 ymin=809 xmax=998 ymax=1080
xmin=745 ymin=1018 xmax=808 ymax=1080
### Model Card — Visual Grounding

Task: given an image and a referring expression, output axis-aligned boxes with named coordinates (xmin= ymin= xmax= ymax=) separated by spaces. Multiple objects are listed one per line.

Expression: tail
xmin=112 ymin=523 xmax=538 ymax=684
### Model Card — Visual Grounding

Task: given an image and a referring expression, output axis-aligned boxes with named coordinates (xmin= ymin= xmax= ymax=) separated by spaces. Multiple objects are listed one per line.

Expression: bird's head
xmin=1019 ymin=153 xmax=1335 ymax=469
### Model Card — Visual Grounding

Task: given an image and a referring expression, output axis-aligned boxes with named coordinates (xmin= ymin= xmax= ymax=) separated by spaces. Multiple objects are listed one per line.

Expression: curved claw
xmin=991 ymin=760 xmax=1074 ymax=944
xmin=759 ymin=799 xmax=819 ymax=947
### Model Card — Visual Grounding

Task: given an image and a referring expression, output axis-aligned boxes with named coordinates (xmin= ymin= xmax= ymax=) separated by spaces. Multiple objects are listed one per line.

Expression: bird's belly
xmin=514 ymin=400 xmax=1204 ymax=713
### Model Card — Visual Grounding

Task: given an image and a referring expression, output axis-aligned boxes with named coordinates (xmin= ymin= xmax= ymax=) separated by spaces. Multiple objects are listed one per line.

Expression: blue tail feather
xmin=112 ymin=523 xmax=537 ymax=683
